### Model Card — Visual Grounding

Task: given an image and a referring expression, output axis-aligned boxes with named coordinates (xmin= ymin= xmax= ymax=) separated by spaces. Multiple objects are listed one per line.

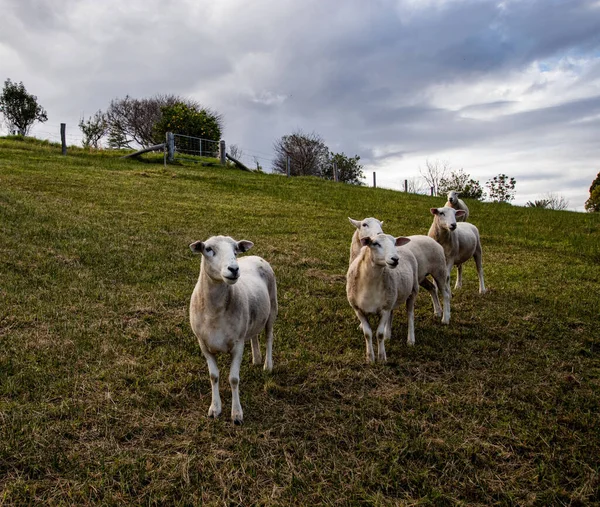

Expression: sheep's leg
xmin=250 ymin=335 xmax=262 ymax=366
xmin=406 ymin=293 xmax=416 ymax=346
xmin=441 ymin=279 xmax=451 ymax=325
xmin=432 ymin=270 xmax=451 ymax=325
xmin=420 ymin=277 xmax=442 ymax=317
xmin=353 ymin=308 xmax=374 ymax=363
xmin=455 ymin=264 xmax=463 ymax=290
xmin=474 ymin=247 xmax=486 ymax=294
xmin=263 ymin=314 xmax=274 ymax=372
xmin=204 ymin=352 xmax=222 ymax=419
xmin=375 ymin=310 xmax=392 ymax=363
xmin=229 ymin=341 xmax=245 ymax=425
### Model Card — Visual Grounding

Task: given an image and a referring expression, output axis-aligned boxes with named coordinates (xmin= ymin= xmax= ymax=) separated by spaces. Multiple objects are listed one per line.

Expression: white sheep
xmin=189 ymin=235 xmax=277 ymax=425
xmin=348 ymin=217 xmax=384 ymax=264
xmin=428 ymin=207 xmax=486 ymax=293
xmin=349 ymin=217 xmax=451 ymax=324
xmin=445 ymin=191 xmax=469 ymax=222
xmin=346 ymin=233 xmax=419 ymax=362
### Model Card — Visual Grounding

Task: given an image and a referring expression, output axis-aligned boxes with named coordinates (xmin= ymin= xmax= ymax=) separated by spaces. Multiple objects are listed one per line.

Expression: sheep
xmin=348 ymin=217 xmax=384 ymax=264
xmin=428 ymin=207 xmax=486 ymax=293
xmin=349 ymin=217 xmax=451 ymax=324
xmin=346 ymin=233 xmax=419 ymax=362
xmin=189 ymin=235 xmax=277 ymax=425
xmin=445 ymin=191 xmax=469 ymax=222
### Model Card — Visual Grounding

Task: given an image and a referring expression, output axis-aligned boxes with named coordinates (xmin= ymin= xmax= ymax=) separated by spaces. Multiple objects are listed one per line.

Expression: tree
xmin=584 ymin=172 xmax=600 ymax=212
xmin=486 ymin=174 xmax=517 ymax=203
xmin=324 ymin=153 xmax=364 ymax=185
xmin=526 ymin=192 xmax=569 ymax=210
xmin=105 ymin=94 xmax=223 ymax=149
xmin=153 ymin=102 xmax=221 ymax=147
xmin=438 ymin=168 xmax=485 ymax=200
xmin=0 ymin=79 xmax=48 ymax=136
xmin=79 ymin=110 xmax=108 ymax=149
xmin=272 ymin=130 xmax=330 ymax=177
xmin=419 ymin=159 xmax=451 ymax=196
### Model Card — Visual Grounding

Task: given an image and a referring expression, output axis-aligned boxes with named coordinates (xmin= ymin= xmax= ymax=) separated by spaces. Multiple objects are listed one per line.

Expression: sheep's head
xmin=348 ymin=217 xmax=384 ymax=239
xmin=447 ymin=190 xmax=460 ymax=205
xmin=430 ymin=207 xmax=465 ymax=231
xmin=190 ymin=235 xmax=254 ymax=285
xmin=360 ymin=233 xmax=410 ymax=268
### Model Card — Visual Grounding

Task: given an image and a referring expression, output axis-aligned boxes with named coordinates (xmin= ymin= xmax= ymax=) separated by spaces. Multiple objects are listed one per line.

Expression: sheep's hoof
xmin=232 ymin=414 xmax=244 ymax=425
xmin=263 ymin=361 xmax=273 ymax=372
xmin=208 ymin=406 xmax=221 ymax=419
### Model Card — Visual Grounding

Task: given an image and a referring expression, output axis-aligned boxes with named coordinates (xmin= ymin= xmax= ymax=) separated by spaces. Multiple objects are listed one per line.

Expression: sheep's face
xmin=430 ymin=207 xmax=465 ymax=231
xmin=190 ymin=235 xmax=254 ymax=285
xmin=349 ymin=217 xmax=384 ymax=239
xmin=447 ymin=191 xmax=460 ymax=205
xmin=360 ymin=233 xmax=410 ymax=268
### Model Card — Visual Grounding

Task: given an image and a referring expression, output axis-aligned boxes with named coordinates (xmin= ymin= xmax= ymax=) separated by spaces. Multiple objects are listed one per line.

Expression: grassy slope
xmin=0 ymin=137 xmax=599 ymax=505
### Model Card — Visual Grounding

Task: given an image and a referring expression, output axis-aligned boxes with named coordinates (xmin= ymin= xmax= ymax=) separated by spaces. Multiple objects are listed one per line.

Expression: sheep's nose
xmin=450 ymin=224 xmax=457 ymax=231
xmin=390 ymin=256 xmax=399 ymax=266
xmin=228 ymin=266 xmax=239 ymax=277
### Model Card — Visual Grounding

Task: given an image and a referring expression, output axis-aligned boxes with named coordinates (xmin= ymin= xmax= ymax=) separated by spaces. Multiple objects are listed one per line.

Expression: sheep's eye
xmin=362 ymin=223 xmax=367 ymax=227
xmin=372 ymin=242 xmax=380 ymax=247
xmin=205 ymin=247 xmax=213 ymax=253
xmin=439 ymin=212 xmax=445 ymax=216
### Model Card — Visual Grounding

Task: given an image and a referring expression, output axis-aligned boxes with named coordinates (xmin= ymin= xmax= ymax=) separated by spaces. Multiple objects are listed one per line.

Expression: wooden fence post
xmin=286 ymin=156 xmax=291 ymax=177
xmin=430 ymin=186 xmax=434 ymax=196
xmin=166 ymin=132 xmax=175 ymax=162
xmin=219 ymin=140 xmax=226 ymax=165
xmin=373 ymin=172 xmax=376 ymax=188
xmin=404 ymin=179 xmax=408 ymax=192
xmin=333 ymin=162 xmax=338 ymax=182
xmin=60 ymin=123 xmax=67 ymax=155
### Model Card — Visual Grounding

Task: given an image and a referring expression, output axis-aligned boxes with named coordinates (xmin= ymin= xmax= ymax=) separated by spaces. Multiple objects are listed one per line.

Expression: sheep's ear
xmin=189 ymin=241 xmax=204 ymax=254
xmin=395 ymin=237 xmax=411 ymax=247
xmin=360 ymin=237 xmax=372 ymax=247
xmin=455 ymin=210 xmax=466 ymax=218
xmin=237 ymin=240 xmax=254 ymax=253
xmin=348 ymin=218 xmax=361 ymax=229
xmin=430 ymin=208 xmax=439 ymax=215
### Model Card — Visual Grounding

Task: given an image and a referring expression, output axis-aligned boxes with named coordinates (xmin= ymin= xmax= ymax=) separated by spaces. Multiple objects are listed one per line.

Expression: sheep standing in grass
xmin=428 ymin=207 xmax=486 ymax=293
xmin=346 ymin=233 xmax=419 ymax=362
xmin=349 ymin=217 xmax=451 ymax=324
xmin=189 ymin=235 xmax=277 ymax=425
xmin=445 ymin=191 xmax=469 ymax=222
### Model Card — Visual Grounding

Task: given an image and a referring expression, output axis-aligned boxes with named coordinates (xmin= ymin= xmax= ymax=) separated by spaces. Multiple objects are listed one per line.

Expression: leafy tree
xmin=419 ymin=159 xmax=450 ymax=196
xmin=323 ymin=153 xmax=364 ymax=185
xmin=272 ymin=130 xmax=329 ymax=177
xmin=105 ymin=94 xmax=223 ymax=149
xmin=0 ymin=79 xmax=48 ymax=136
xmin=79 ymin=110 xmax=108 ymax=149
xmin=486 ymin=174 xmax=517 ymax=203
xmin=584 ymin=172 xmax=600 ymax=212
xmin=153 ymin=102 xmax=222 ymax=146
xmin=438 ymin=168 xmax=485 ymax=200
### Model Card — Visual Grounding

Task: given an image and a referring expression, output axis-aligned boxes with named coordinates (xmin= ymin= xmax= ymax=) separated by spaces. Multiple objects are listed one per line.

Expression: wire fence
xmin=173 ymin=134 xmax=219 ymax=160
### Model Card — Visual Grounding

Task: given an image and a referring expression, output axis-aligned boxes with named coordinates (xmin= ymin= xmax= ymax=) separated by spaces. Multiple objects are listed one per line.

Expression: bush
xmin=153 ymin=103 xmax=221 ymax=144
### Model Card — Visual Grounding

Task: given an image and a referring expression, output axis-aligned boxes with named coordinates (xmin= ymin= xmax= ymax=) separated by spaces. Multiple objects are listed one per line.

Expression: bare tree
xmin=404 ymin=176 xmax=428 ymax=194
xmin=272 ymin=130 xmax=330 ymax=177
xmin=419 ymin=159 xmax=451 ymax=196
xmin=228 ymin=144 xmax=243 ymax=160
xmin=527 ymin=192 xmax=569 ymax=210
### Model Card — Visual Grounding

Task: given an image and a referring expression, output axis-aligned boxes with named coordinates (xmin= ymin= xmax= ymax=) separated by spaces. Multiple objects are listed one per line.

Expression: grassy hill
xmin=1 ymin=136 xmax=599 ymax=505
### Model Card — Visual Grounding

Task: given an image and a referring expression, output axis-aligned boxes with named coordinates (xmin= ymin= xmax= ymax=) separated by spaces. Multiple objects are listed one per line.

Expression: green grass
xmin=1 ymin=136 xmax=599 ymax=505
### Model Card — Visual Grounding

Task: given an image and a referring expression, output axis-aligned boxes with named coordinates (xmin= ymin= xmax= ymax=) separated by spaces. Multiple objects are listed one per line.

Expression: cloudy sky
xmin=1 ymin=0 xmax=599 ymax=210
